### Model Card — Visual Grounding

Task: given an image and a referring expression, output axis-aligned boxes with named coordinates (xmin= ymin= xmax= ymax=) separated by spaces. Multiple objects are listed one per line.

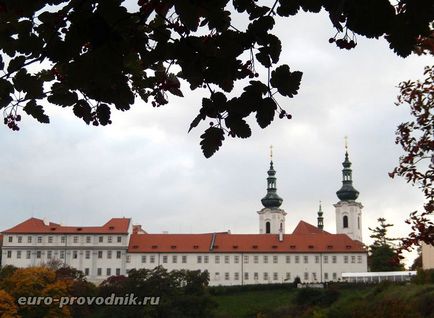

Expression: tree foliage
xmin=0 ymin=0 xmax=433 ymax=157
xmin=390 ymin=65 xmax=434 ymax=250
xmin=368 ymin=218 xmax=404 ymax=272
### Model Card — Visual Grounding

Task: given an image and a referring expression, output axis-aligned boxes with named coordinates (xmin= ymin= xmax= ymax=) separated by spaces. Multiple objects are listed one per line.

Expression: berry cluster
xmin=278 ymin=110 xmax=292 ymax=120
xmin=329 ymin=37 xmax=356 ymax=50
xmin=4 ymin=113 xmax=21 ymax=131
xmin=240 ymin=60 xmax=259 ymax=78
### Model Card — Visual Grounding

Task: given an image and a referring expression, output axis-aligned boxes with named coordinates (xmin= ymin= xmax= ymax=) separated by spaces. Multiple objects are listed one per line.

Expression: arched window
xmin=357 ymin=216 xmax=360 ymax=229
xmin=265 ymin=221 xmax=271 ymax=234
xmin=280 ymin=223 xmax=283 ymax=231
xmin=343 ymin=215 xmax=349 ymax=228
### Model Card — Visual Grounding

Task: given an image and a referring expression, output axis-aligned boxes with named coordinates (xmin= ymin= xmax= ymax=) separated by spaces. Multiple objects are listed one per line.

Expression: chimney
xmin=43 ymin=218 xmax=50 ymax=226
xmin=278 ymin=229 xmax=283 ymax=242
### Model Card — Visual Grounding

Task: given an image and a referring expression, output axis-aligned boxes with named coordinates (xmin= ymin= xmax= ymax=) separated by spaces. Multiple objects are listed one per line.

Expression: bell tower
xmin=334 ymin=138 xmax=363 ymax=242
xmin=258 ymin=146 xmax=287 ymax=234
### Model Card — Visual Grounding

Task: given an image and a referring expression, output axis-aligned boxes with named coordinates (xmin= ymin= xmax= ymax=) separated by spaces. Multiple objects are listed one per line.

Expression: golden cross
xmin=344 ymin=136 xmax=348 ymax=150
xmin=270 ymin=145 xmax=273 ymax=160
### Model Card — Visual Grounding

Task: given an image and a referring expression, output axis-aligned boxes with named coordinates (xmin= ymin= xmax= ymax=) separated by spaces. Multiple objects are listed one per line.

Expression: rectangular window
xmin=351 ymin=256 xmax=356 ymax=263
xmin=234 ymin=272 xmax=239 ymax=281
xmin=204 ymin=255 xmax=209 ymax=263
xmin=244 ymin=255 xmax=249 ymax=263
xmin=182 ymin=255 xmax=187 ymax=263
xmin=197 ymin=256 xmax=202 ymax=263
xmin=126 ymin=255 xmax=131 ymax=263
xmin=162 ymin=256 xmax=168 ymax=263
xmin=263 ymin=272 xmax=269 ymax=281
xmin=332 ymin=272 xmax=337 ymax=280
xmin=315 ymin=255 xmax=320 ymax=263
xmin=106 ymin=268 xmax=111 ymax=276
xmin=86 ymin=236 xmax=91 ymax=243
xmin=17 ymin=251 xmax=21 ymax=259
xmin=36 ymin=251 xmax=41 ymax=259
xmin=215 ymin=255 xmax=220 ymax=264
xmin=357 ymin=255 xmax=362 ymax=263
xmin=84 ymin=268 xmax=89 ymax=276
xmin=98 ymin=251 xmax=103 ymax=258
xmin=107 ymin=251 xmax=112 ymax=259
xmin=85 ymin=251 xmax=90 ymax=259
xmin=172 ymin=255 xmax=177 ymax=263
xmin=286 ymin=272 xmax=291 ymax=281
xmin=27 ymin=236 xmax=32 ymax=243
xmin=73 ymin=251 xmax=78 ymax=259
xmin=312 ymin=272 xmax=317 ymax=281
xmin=225 ymin=255 xmax=230 ymax=264
xmin=142 ymin=255 xmax=147 ymax=263
xmin=295 ymin=256 xmax=299 ymax=263
xmin=60 ymin=236 xmax=65 ymax=244
xmin=116 ymin=251 xmax=121 ymax=259
xmin=47 ymin=251 xmax=52 ymax=259
xmin=18 ymin=236 xmax=22 ymax=243
xmin=150 ymin=255 xmax=155 ymax=263
xmin=234 ymin=256 xmax=239 ymax=264
xmin=26 ymin=250 xmax=31 ymax=259
xmin=324 ymin=273 xmax=329 ymax=280
xmin=116 ymin=268 xmax=121 ymax=276
xmin=273 ymin=255 xmax=278 ymax=264
xmin=332 ymin=256 xmax=337 ymax=263
xmin=97 ymin=268 xmax=102 ymax=276
xmin=225 ymin=272 xmax=229 ymax=281
xmin=263 ymin=256 xmax=268 ymax=263
xmin=48 ymin=236 xmax=53 ymax=243
xmin=60 ymin=251 xmax=65 ymax=259
xmin=303 ymin=255 xmax=308 ymax=263
xmin=244 ymin=272 xmax=249 ymax=280
xmin=8 ymin=236 xmax=12 ymax=243
xmin=215 ymin=272 xmax=220 ymax=281
xmin=99 ymin=236 xmax=103 ymax=243
xmin=324 ymin=256 xmax=329 ymax=263
xmin=254 ymin=272 xmax=259 ymax=281
xmin=254 ymin=256 xmax=259 ymax=264
xmin=108 ymin=236 xmax=112 ymax=243
xmin=117 ymin=236 xmax=122 ymax=243
xmin=344 ymin=256 xmax=348 ymax=264
xmin=73 ymin=236 xmax=78 ymax=243
xmin=286 ymin=255 xmax=291 ymax=263
xmin=37 ymin=236 xmax=42 ymax=243
xmin=304 ymin=272 xmax=309 ymax=281
xmin=273 ymin=272 xmax=278 ymax=281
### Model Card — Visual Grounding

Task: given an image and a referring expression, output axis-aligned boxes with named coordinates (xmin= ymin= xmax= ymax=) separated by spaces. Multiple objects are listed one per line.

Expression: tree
xmin=390 ymin=65 xmax=434 ymax=251
xmin=0 ymin=289 xmax=19 ymax=318
xmin=368 ymin=218 xmax=405 ymax=272
xmin=0 ymin=0 xmax=433 ymax=157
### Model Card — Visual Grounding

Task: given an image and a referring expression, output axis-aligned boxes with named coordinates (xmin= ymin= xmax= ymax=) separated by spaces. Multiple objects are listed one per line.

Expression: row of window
xmin=87 ymin=268 xmax=121 ymax=277
xmin=137 ymin=254 xmax=363 ymax=264
xmin=6 ymin=250 xmax=124 ymax=260
xmin=214 ymin=272 xmax=339 ymax=281
xmin=7 ymin=235 xmax=123 ymax=244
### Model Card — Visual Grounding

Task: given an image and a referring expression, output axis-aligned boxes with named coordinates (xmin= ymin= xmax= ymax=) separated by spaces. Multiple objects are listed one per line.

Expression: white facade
xmin=334 ymin=201 xmax=363 ymax=242
xmin=127 ymin=252 xmax=367 ymax=286
xmin=258 ymin=208 xmax=287 ymax=234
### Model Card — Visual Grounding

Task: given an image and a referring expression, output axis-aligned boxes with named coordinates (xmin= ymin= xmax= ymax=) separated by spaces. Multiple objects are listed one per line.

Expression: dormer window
xmin=252 ymin=245 xmax=258 ymax=249
xmin=290 ymin=245 xmax=296 ymax=249
xmin=152 ymin=245 xmax=158 ymax=249
xmin=308 ymin=245 xmax=314 ymax=249
xmin=171 ymin=245 xmax=177 ymax=249
xmin=109 ymin=226 xmax=115 ymax=230
xmin=272 ymin=245 xmax=278 ymax=249
xmin=232 ymin=245 xmax=238 ymax=249
xmin=193 ymin=245 xmax=199 ymax=249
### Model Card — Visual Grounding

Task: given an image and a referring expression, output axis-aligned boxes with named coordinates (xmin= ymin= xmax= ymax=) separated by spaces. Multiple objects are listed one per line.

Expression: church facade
xmin=1 ymin=149 xmax=368 ymax=285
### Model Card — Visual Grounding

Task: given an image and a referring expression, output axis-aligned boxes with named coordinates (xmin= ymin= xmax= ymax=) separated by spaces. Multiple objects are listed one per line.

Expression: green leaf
xmin=270 ymin=65 xmax=303 ymax=97
xmin=256 ymin=97 xmax=276 ymax=128
xmin=96 ymin=103 xmax=111 ymax=126
xmin=7 ymin=56 xmax=26 ymax=74
xmin=47 ymin=83 xmax=78 ymax=106
xmin=200 ymin=127 xmax=225 ymax=158
xmin=0 ymin=79 xmax=13 ymax=108
xmin=23 ymin=100 xmax=50 ymax=123
xmin=225 ymin=116 xmax=251 ymax=138
xmin=73 ymin=100 xmax=92 ymax=125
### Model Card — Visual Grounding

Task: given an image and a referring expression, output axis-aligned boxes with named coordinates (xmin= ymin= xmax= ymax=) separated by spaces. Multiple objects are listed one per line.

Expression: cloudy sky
xmin=1 ymin=5 xmax=431 ymax=266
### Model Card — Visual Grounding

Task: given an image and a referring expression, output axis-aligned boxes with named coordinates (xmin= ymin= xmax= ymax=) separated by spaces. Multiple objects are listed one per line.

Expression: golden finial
xmin=344 ymin=136 xmax=348 ymax=151
xmin=270 ymin=145 xmax=273 ymax=160
xmin=319 ymin=200 xmax=322 ymax=211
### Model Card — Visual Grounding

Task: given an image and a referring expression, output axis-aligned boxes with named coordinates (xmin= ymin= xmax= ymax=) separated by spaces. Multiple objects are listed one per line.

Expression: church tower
xmin=258 ymin=147 xmax=287 ymax=234
xmin=334 ymin=139 xmax=363 ymax=242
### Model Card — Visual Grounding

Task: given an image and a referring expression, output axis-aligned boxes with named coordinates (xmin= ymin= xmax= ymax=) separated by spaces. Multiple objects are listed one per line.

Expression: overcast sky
xmin=1 ymin=6 xmax=432 ymax=267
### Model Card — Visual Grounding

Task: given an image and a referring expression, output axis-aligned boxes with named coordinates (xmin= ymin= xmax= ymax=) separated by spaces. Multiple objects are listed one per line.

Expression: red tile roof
xmin=2 ymin=217 xmax=131 ymax=234
xmin=128 ymin=233 xmax=213 ymax=253
xmin=127 ymin=221 xmax=366 ymax=253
